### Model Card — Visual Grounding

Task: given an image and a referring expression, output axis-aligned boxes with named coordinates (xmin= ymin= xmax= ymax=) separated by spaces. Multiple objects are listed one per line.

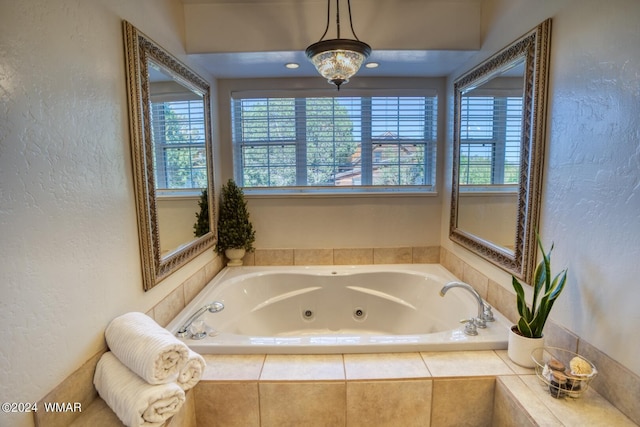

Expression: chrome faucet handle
xmin=188 ymin=320 xmax=207 ymax=340
xmin=176 ymin=301 xmax=225 ymax=338
xmin=475 ymin=316 xmax=487 ymax=329
xmin=460 ymin=318 xmax=479 ymax=336
xmin=482 ymin=304 xmax=495 ymax=322
xmin=441 ymin=282 xmax=487 ymax=329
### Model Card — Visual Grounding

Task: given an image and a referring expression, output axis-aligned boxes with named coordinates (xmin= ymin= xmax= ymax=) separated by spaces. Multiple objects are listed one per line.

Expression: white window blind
xmin=231 ymin=95 xmax=437 ymax=193
xmin=151 ymin=100 xmax=207 ymax=190
xmin=459 ymin=95 xmax=522 ymax=186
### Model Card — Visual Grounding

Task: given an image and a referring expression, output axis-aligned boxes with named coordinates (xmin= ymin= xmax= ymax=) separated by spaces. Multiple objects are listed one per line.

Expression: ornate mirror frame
xmin=450 ymin=19 xmax=551 ymax=283
xmin=123 ymin=21 xmax=216 ymax=291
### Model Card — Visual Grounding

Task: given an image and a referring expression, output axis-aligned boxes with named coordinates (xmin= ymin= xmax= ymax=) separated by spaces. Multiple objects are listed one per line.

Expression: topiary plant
xmin=512 ymin=233 xmax=568 ymax=338
xmin=193 ymin=188 xmax=209 ymax=237
xmin=216 ymin=179 xmax=255 ymax=254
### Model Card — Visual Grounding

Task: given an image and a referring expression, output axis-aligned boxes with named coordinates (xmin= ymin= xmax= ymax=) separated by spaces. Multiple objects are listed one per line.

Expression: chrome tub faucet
xmin=176 ymin=301 xmax=224 ymax=339
xmin=440 ymin=281 xmax=494 ymax=335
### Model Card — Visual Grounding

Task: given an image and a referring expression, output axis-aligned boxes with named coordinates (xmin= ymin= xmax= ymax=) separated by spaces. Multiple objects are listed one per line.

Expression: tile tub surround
xmin=195 ymin=350 xmax=635 ymax=427
xmin=36 ymin=247 xmax=640 ymax=426
xmin=239 ymin=245 xmax=441 ymax=266
xmin=34 ymin=256 xmax=222 ymax=427
xmin=439 ymin=247 xmax=640 ymax=425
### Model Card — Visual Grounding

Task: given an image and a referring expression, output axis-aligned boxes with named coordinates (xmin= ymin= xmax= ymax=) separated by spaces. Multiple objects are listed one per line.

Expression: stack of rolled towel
xmin=93 ymin=312 xmax=206 ymax=427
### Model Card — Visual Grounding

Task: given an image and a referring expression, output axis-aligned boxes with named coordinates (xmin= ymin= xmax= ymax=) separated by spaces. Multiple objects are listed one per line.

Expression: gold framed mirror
xmin=450 ymin=19 xmax=551 ymax=283
xmin=123 ymin=21 xmax=215 ymax=291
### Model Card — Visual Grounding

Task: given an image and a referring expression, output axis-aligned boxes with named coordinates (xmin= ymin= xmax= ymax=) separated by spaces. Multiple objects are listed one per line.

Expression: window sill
xmin=459 ymin=185 xmax=518 ymax=196
xmin=156 ymin=189 xmax=204 ymax=200
xmin=242 ymin=186 xmax=438 ymax=199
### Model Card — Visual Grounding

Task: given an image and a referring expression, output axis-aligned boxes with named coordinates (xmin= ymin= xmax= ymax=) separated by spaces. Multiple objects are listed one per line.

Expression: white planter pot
xmin=508 ymin=325 xmax=544 ymax=368
xmin=224 ymin=248 xmax=246 ymax=266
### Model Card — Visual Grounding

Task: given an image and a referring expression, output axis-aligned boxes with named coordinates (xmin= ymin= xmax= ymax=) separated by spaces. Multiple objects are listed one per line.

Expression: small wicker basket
xmin=531 ymin=347 xmax=598 ymax=398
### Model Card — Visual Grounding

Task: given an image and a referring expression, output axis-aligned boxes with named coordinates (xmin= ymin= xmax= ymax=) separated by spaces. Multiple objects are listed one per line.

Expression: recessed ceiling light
xmin=285 ymin=63 xmax=300 ymax=69
xmin=365 ymin=62 xmax=379 ymax=69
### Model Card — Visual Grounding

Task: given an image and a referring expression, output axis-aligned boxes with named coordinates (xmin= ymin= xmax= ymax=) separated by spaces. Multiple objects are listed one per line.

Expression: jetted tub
xmin=167 ymin=264 xmax=510 ymax=354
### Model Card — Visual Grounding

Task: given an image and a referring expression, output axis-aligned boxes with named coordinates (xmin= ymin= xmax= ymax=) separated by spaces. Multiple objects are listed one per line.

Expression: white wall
xmin=442 ymin=0 xmax=640 ymax=376
xmin=157 ymin=196 xmax=201 ymax=253
xmin=457 ymin=192 xmax=518 ymax=249
xmin=0 ymin=1 xmax=216 ymax=426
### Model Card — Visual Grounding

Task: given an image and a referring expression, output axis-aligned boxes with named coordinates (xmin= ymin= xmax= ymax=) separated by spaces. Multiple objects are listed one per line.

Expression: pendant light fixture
xmin=305 ymin=0 xmax=371 ymax=90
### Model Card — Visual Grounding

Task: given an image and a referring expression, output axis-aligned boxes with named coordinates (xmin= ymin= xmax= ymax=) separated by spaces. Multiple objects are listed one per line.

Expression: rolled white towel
xmin=178 ymin=349 xmax=206 ymax=391
xmin=105 ymin=312 xmax=188 ymax=384
xmin=94 ymin=352 xmax=185 ymax=427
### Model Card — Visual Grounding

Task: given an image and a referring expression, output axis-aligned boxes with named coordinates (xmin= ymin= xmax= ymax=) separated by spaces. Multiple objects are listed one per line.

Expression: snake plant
xmin=512 ymin=234 xmax=568 ymax=338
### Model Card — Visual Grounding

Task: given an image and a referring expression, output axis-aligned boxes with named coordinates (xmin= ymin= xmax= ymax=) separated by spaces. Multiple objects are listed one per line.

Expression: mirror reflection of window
xmin=150 ymin=99 xmax=207 ymax=190
xmin=450 ymin=19 xmax=551 ymax=283
xmin=459 ymin=95 xmax=522 ymax=187
xmin=148 ymin=70 xmax=210 ymax=256
xmin=124 ymin=21 xmax=215 ymax=290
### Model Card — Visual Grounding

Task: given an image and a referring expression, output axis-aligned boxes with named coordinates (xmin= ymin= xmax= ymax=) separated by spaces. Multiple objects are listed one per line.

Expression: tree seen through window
xmin=232 ymin=95 xmax=437 ymax=190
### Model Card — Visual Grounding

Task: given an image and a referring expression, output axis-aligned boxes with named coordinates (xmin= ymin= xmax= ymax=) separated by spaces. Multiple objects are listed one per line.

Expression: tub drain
xmin=302 ymin=309 xmax=314 ymax=320
xmin=353 ymin=308 xmax=366 ymax=320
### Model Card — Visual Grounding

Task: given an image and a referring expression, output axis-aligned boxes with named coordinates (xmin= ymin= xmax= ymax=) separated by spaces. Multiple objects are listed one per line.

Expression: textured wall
xmin=543 ymin=0 xmax=640 ymax=375
xmin=0 ymin=1 xmax=215 ymax=426
xmin=442 ymin=0 xmax=640 ymax=376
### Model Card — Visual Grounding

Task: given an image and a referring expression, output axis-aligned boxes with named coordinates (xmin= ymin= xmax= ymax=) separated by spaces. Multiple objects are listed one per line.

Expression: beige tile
xmin=260 ymin=382 xmax=346 ymax=427
xmin=493 ymin=384 xmax=535 ymax=427
xmin=431 ymin=377 xmax=494 ymax=427
xmin=440 ymin=248 xmax=463 ymax=279
xmin=205 ymin=255 xmax=225 ymax=280
xmin=240 ymin=250 xmax=255 ymax=266
xmin=493 ymin=376 xmax=550 ymax=427
xmin=334 ymin=248 xmax=373 ymax=265
xmin=68 ymin=397 xmax=125 ymax=427
xmin=578 ymin=339 xmax=640 ymax=425
xmin=494 ymin=349 xmax=535 ymax=375
xmin=195 ymin=382 xmax=260 ymax=427
xmin=519 ymin=374 xmax=637 ymax=426
xmin=412 ymin=246 xmax=440 ymax=263
xmin=542 ymin=320 xmax=579 ymax=353
xmin=346 ymin=380 xmax=432 ymax=427
xmin=344 ymin=352 xmax=430 ymax=380
xmin=374 ymin=247 xmax=413 ymax=264
xmin=183 ymin=268 xmax=207 ymax=304
xmin=486 ymin=279 xmax=519 ymax=324
xmin=294 ymin=248 xmax=334 ymax=265
xmin=421 ymin=350 xmax=513 ymax=377
xmin=166 ymin=389 xmax=197 ymax=427
xmin=254 ymin=249 xmax=294 ymax=266
xmin=261 ymin=354 xmax=345 ymax=381
xmin=201 ymin=354 xmax=265 ymax=381
xmin=36 ymin=349 xmax=106 ymax=427
xmin=154 ymin=285 xmax=186 ymax=327
xmin=462 ymin=264 xmax=489 ymax=299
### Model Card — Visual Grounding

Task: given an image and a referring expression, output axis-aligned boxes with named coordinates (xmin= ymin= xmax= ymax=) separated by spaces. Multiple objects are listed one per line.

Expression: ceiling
xmin=180 ymin=0 xmax=484 ymax=79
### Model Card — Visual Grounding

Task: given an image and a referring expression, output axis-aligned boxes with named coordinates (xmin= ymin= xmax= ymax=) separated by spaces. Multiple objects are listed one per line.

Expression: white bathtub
xmin=166 ymin=264 xmax=510 ymax=354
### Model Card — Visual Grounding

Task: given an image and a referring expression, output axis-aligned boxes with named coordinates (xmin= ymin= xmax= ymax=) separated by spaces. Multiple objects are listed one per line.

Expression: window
xmin=231 ymin=94 xmax=437 ymax=193
xmin=151 ymin=100 xmax=207 ymax=190
xmin=459 ymin=95 xmax=522 ymax=186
